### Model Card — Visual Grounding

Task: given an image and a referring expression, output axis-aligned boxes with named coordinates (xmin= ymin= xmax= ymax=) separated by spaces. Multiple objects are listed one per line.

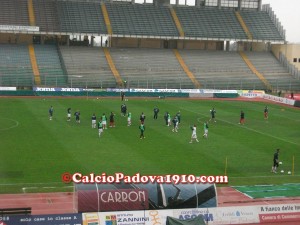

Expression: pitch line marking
xmin=183 ymin=108 xmax=300 ymax=146
xmin=0 ymin=118 xmax=19 ymax=131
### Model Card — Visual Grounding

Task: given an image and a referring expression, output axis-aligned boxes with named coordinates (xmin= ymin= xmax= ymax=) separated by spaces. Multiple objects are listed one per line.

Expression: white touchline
xmin=183 ymin=107 xmax=300 ymax=146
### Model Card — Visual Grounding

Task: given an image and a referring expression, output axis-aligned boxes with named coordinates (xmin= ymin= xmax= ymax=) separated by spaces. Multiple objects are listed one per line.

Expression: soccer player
xmin=271 ymin=149 xmax=280 ymax=173
xmin=102 ymin=113 xmax=107 ymax=130
xmin=121 ymin=103 xmax=127 ymax=117
xmin=109 ymin=112 xmax=115 ymax=127
xmin=74 ymin=110 xmax=80 ymax=124
xmin=164 ymin=112 xmax=169 ymax=125
xmin=127 ymin=112 xmax=132 ymax=126
xmin=139 ymin=123 xmax=146 ymax=139
xmin=140 ymin=112 xmax=146 ymax=124
xmin=172 ymin=116 xmax=178 ymax=132
xmin=190 ymin=124 xmax=199 ymax=143
xmin=91 ymin=113 xmax=97 ymax=128
xmin=167 ymin=113 xmax=171 ymax=126
xmin=49 ymin=106 xmax=53 ymax=120
xmin=264 ymin=106 xmax=268 ymax=120
xmin=239 ymin=110 xmax=245 ymax=125
xmin=153 ymin=107 xmax=159 ymax=119
xmin=121 ymin=91 xmax=125 ymax=101
xmin=176 ymin=111 xmax=181 ymax=124
xmin=203 ymin=121 xmax=209 ymax=138
xmin=67 ymin=108 xmax=71 ymax=121
xmin=98 ymin=120 xmax=103 ymax=138
xmin=209 ymin=108 xmax=216 ymax=123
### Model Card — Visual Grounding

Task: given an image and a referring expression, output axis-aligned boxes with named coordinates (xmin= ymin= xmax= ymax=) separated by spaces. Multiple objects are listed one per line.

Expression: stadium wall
xmin=272 ymin=44 xmax=300 ymax=70
xmin=0 ymin=33 xmax=33 ymax=44
xmin=111 ymin=37 xmax=223 ymax=50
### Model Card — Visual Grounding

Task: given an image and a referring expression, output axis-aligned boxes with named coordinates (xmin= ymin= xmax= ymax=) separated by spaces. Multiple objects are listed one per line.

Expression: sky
xmin=262 ymin=0 xmax=300 ymax=43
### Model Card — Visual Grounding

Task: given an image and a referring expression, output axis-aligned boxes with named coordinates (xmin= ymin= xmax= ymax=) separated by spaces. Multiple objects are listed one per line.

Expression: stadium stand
xmin=109 ymin=48 xmax=194 ymax=89
xmin=244 ymin=52 xmax=300 ymax=91
xmin=240 ymin=10 xmax=284 ymax=41
xmin=175 ymin=7 xmax=247 ymax=40
xmin=0 ymin=0 xmax=295 ymax=91
xmin=105 ymin=2 xmax=178 ymax=37
xmin=178 ymin=50 xmax=265 ymax=90
xmin=0 ymin=0 xmax=29 ymax=27
xmin=56 ymin=1 xmax=107 ymax=34
xmin=59 ymin=46 xmax=116 ymax=88
xmin=33 ymin=0 xmax=61 ymax=32
xmin=34 ymin=45 xmax=67 ymax=86
xmin=0 ymin=44 xmax=33 ymax=87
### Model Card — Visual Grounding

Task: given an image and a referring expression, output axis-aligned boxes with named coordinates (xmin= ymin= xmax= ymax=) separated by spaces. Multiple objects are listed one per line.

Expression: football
xmin=288 ymin=171 xmax=291 ymax=175
xmin=281 ymin=170 xmax=284 ymax=173
xmin=279 ymin=162 xmax=283 ymax=165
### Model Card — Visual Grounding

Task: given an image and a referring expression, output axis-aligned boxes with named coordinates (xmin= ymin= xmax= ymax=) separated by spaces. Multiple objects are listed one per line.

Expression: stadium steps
xmin=27 ymin=0 xmax=36 ymax=26
xmin=101 ymin=3 xmax=112 ymax=35
xmin=28 ymin=44 xmax=41 ymax=85
xmin=239 ymin=10 xmax=284 ymax=41
xmin=239 ymin=51 xmax=272 ymax=90
xmin=34 ymin=45 xmax=67 ymax=87
xmin=103 ymin=48 xmax=123 ymax=86
xmin=33 ymin=0 xmax=60 ymax=32
xmin=0 ymin=0 xmax=30 ymax=26
xmin=169 ymin=7 xmax=184 ymax=37
xmin=235 ymin=11 xmax=252 ymax=40
xmin=173 ymin=49 xmax=201 ymax=88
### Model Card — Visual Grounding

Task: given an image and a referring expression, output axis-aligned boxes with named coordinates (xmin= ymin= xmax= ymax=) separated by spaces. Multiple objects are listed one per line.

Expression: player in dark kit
xmin=91 ymin=113 xmax=97 ymax=128
xmin=49 ymin=106 xmax=53 ymax=120
xmin=74 ymin=110 xmax=80 ymax=123
xmin=264 ymin=106 xmax=268 ymax=120
xmin=120 ymin=91 xmax=125 ymax=101
xmin=176 ymin=111 xmax=181 ymax=123
xmin=209 ymin=108 xmax=216 ymax=123
xmin=109 ymin=112 xmax=115 ymax=127
xmin=140 ymin=112 xmax=146 ymax=124
xmin=153 ymin=107 xmax=159 ymax=119
xmin=121 ymin=104 xmax=127 ymax=117
xmin=239 ymin=110 xmax=245 ymax=125
xmin=271 ymin=149 xmax=280 ymax=173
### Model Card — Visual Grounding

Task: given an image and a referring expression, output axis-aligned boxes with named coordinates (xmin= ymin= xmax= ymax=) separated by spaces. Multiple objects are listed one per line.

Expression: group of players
xmin=48 ymin=102 xmax=269 ymax=141
xmin=49 ymin=101 xmax=279 ymax=174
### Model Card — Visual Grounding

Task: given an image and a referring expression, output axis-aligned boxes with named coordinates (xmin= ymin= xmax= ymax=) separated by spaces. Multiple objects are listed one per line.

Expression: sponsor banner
xmin=33 ymin=87 xmax=83 ymax=92
xmin=237 ymin=90 xmax=265 ymax=98
xmin=107 ymin=88 xmax=237 ymax=94
xmin=173 ymin=206 xmax=259 ymax=225
xmin=263 ymin=94 xmax=295 ymax=106
xmin=83 ymin=209 xmax=172 ymax=225
xmin=199 ymin=89 xmax=237 ymax=94
xmin=82 ymin=203 xmax=300 ymax=225
xmin=258 ymin=203 xmax=300 ymax=223
xmin=0 ymin=25 xmax=39 ymax=32
xmin=0 ymin=87 xmax=16 ymax=91
xmin=107 ymin=88 xmax=128 ymax=92
xmin=259 ymin=212 xmax=300 ymax=223
xmin=0 ymin=213 xmax=82 ymax=225
xmin=78 ymin=189 xmax=149 ymax=212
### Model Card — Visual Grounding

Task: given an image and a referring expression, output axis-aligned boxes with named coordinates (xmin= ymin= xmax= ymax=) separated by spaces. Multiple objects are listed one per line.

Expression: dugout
xmin=75 ymin=181 xmax=217 ymax=212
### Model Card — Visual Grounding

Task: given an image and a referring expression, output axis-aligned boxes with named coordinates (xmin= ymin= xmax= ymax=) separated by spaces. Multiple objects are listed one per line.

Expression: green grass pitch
xmin=0 ymin=97 xmax=299 ymax=193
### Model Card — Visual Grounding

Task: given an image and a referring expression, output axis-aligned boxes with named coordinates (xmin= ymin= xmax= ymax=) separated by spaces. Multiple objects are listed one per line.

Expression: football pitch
xmin=0 ymin=97 xmax=299 ymax=193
